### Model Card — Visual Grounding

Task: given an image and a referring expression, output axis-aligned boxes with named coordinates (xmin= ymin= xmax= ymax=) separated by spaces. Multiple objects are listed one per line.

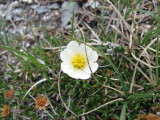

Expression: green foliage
xmin=0 ymin=0 xmax=160 ymax=119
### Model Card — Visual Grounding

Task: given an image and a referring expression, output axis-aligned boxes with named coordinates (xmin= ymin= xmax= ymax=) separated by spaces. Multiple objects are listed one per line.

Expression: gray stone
xmin=13 ymin=16 xmax=25 ymax=21
xmin=21 ymin=0 xmax=32 ymax=4
xmin=6 ymin=1 xmax=19 ymax=13
xmin=8 ymin=28 xmax=16 ymax=34
xmin=0 ymin=4 xmax=4 ymax=10
xmin=48 ymin=3 xmax=60 ymax=9
xmin=42 ymin=13 xmax=53 ymax=21
xmin=5 ymin=15 xmax=12 ymax=20
xmin=1 ymin=1 xmax=19 ymax=20
xmin=11 ymin=8 xmax=23 ymax=16
xmin=0 ymin=10 xmax=4 ymax=15
xmin=32 ymin=6 xmax=49 ymax=14
xmin=61 ymin=2 xmax=79 ymax=27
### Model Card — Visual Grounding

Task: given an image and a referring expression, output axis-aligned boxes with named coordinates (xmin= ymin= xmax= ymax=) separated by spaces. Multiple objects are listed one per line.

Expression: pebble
xmin=7 ymin=1 xmax=19 ymax=12
xmin=61 ymin=2 xmax=80 ymax=27
xmin=90 ymin=1 xmax=100 ymax=9
xmin=13 ymin=16 xmax=25 ymax=21
xmin=0 ymin=1 xmax=81 ymax=36
xmin=1 ymin=1 xmax=19 ymax=20
xmin=8 ymin=28 xmax=16 ymax=34
xmin=0 ymin=10 xmax=3 ymax=16
xmin=31 ymin=6 xmax=49 ymax=14
xmin=5 ymin=15 xmax=12 ymax=20
xmin=0 ymin=4 xmax=4 ymax=10
xmin=42 ymin=13 xmax=53 ymax=21
xmin=48 ymin=3 xmax=60 ymax=9
xmin=21 ymin=0 xmax=33 ymax=4
xmin=11 ymin=8 xmax=23 ymax=16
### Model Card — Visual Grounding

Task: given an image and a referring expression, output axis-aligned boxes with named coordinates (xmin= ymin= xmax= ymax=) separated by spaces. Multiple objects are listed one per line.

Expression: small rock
xmin=90 ymin=1 xmax=100 ymax=9
xmin=0 ymin=4 xmax=4 ymax=10
xmin=21 ymin=0 xmax=33 ymax=4
xmin=53 ymin=10 xmax=60 ymax=16
xmin=14 ymin=69 xmax=22 ymax=73
xmin=62 ymin=2 xmax=79 ymax=11
xmin=5 ymin=15 xmax=12 ymax=20
xmin=26 ymin=42 xmax=31 ymax=48
xmin=34 ymin=0 xmax=38 ymax=3
xmin=42 ymin=13 xmax=53 ymax=21
xmin=1 ymin=1 xmax=19 ymax=20
xmin=13 ymin=16 xmax=25 ymax=21
xmin=11 ymin=8 xmax=23 ymax=16
xmin=31 ymin=6 xmax=49 ymax=14
xmin=8 ymin=28 xmax=16 ymax=34
xmin=61 ymin=2 xmax=80 ymax=27
xmin=7 ymin=1 xmax=19 ymax=12
xmin=48 ymin=3 xmax=60 ymax=9
xmin=0 ymin=10 xmax=4 ymax=16
xmin=0 ymin=31 xmax=4 ymax=35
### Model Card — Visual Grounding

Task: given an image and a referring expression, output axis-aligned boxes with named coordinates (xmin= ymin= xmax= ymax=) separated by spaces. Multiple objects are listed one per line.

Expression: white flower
xmin=60 ymin=41 xmax=98 ymax=79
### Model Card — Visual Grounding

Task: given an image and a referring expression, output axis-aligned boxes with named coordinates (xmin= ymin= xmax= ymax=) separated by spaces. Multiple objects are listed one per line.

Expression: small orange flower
xmin=134 ymin=113 xmax=160 ymax=120
xmin=146 ymin=113 xmax=160 ymax=120
xmin=106 ymin=69 xmax=111 ymax=76
xmin=4 ymin=88 xmax=15 ymax=98
xmin=35 ymin=95 xmax=49 ymax=110
xmin=0 ymin=105 xmax=10 ymax=117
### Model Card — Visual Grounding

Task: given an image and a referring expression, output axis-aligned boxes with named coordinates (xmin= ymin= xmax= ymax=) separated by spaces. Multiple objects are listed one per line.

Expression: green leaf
xmin=0 ymin=45 xmax=46 ymax=69
xmin=128 ymin=93 xmax=160 ymax=99
xmin=120 ymin=102 xmax=127 ymax=120
xmin=141 ymin=29 xmax=160 ymax=45
xmin=134 ymin=9 xmax=157 ymax=18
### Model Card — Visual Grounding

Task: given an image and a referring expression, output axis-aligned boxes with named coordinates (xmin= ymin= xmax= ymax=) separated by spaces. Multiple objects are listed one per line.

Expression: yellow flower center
xmin=72 ymin=53 xmax=86 ymax=69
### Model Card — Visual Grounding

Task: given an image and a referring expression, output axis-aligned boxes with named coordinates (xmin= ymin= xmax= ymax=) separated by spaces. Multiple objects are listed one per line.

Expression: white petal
xmin=83 ymin=65 xmax=91 ymax=74
xmin=67 ymin=41 xmax=80 ymax=51
xmin=83 ymin=62 xmax=98 ymax=73
xmin=89 ymin=62 xmax=98 ymax=73
xmin=68 ymin=69 xmax=91 ymax=79
xmin=79 ymin=44 xmax=92 ymax=56
xmin=61 ymin=61 xmax=74 ymax=74
xmin=80 ymin=71 xmax=91 ymax=79
xmin=65 ymin=48 xmax=75 ymax=57
xmin=68 ymin=70 xmax=82 ymax=79
xmin=60 ymin=50 xmax=71 ymax=61
xmin=88 ymin=51 xmax=98 ymax=62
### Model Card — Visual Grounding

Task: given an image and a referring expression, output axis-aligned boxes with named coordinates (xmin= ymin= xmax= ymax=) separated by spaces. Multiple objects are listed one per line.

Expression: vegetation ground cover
xmin=0 ymin=0 xmax=160 ymax=120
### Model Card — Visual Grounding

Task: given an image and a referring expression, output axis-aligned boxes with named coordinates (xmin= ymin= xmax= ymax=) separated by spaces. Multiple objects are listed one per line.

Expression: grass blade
xmin=120 ymin=102 xmax=127 ymax=120
xmin=22 ymin=78 xmax=47 ymax=101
